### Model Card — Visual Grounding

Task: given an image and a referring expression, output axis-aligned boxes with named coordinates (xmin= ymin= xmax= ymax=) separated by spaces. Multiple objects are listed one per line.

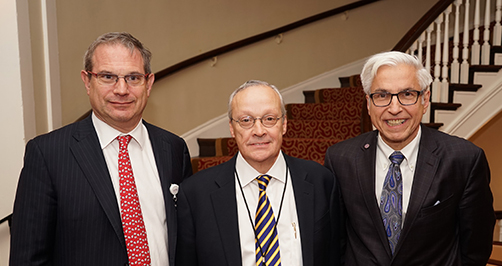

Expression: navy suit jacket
xmin=324 ymin=125 xmax=495 ymax=266
xmin=10 ymin=115 xmax=192 ymax=266
xmin=176 ymin=153 xmax=340 ymax=266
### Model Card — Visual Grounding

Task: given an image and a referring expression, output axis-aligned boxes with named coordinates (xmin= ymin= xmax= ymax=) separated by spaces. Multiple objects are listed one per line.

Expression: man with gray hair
xmin=10 ymin=32 xmax=192 ymax=266
xmin=325 ymin=51 xmax=495 ymax=265
xmin=176 ymin=80 xmax=341 ymax=266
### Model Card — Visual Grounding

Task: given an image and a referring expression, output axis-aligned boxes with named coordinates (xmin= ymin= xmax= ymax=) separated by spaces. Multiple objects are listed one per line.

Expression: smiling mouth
xmin=251 ymin=142 xmax=269 ymax=146
xmin=386 ymin=119 xmax=405 ymax=126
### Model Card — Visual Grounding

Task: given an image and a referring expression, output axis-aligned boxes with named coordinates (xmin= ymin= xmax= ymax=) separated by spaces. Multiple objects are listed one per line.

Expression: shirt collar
xmin=91 ymin=112 xmax=147 ymax=150
xmin=235 ymin=151 xmax=287 ymax=187
xmin=376 ymin=126 xmax=421 ymax=167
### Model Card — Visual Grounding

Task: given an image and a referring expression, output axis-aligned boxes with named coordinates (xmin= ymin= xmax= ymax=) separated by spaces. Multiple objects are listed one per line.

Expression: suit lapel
xmin=286 ymin=155 xmax=314 ymax=265
xmin=69 ymin=116 xmax=126 ymax=249
xmin=357 ymin=132 xmax=394 ymax=256
xmin=210 ymin=157 xmax=243 ymax=266
xmin=395 ymin=126 xmax=439 ymax=254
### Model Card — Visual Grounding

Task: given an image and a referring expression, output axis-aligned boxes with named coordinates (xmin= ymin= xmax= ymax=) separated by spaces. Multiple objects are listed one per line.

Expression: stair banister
xmin=482 ymin=0 xmax=492 ymax=64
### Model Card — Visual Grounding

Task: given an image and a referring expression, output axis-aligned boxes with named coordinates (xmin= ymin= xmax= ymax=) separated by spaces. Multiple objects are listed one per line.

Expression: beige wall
xmin=469 ymin=111 xmax=502 ymax=210
xmin=50 ymin=0 xmax=437 ymax=136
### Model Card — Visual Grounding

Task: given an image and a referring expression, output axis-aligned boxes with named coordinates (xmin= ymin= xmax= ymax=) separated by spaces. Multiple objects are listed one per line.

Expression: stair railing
xmin=393 ymin=0 xmax=502 ymax=126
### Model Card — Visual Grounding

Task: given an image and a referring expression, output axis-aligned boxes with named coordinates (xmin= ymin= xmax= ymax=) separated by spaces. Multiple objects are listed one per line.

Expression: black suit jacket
xmin=324 ymin=125 xmax=495 ymax=266
xmin=176 ymin=153 xmax=340 ymax=266
xmin=9 ymin=115 xmax=192 ymax=266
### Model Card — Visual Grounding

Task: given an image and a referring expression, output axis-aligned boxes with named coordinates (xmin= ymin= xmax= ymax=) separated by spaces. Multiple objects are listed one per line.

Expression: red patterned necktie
xmin=117 ymin=135 xmax=151 ymax=265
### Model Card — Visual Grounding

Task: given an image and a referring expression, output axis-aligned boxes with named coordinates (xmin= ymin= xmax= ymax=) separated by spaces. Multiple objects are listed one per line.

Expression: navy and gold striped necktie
xmin=255 ymin=175 xmax=281 ymax=266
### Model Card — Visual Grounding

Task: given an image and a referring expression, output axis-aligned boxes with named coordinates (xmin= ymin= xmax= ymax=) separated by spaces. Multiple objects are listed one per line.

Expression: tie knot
xmin=389 ymin=151 xmax=404 ymax=165
xmin=256 ymin=175 xmax=272 ymax=190
xmin=117 ymin=135 xmax=132 ymax=148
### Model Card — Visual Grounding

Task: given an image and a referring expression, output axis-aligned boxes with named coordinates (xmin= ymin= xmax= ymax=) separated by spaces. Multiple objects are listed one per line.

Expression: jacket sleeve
xmin=457 ymin=148 xmax=495 ymax=265
xmin=10 ymin=139 xmax=57 ymax=265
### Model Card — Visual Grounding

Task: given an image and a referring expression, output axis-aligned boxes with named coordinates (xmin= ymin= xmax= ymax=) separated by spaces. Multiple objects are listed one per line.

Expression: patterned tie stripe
xmin=118 ymin=135 xmax=151 ymax=266
xmin=255 ymin=175 xmax=281 ymax=266
xmin=379 ymin=151 xmax=404 ymax=255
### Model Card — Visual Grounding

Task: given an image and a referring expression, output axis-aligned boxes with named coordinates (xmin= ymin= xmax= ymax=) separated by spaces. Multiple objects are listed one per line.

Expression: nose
xmin=387 ymin=95 xmax=402 ymax=114
xmin=252 ymin=118 xmax=267 ymax=136
xmin=113 ymin=78 xmax=129 ymax=95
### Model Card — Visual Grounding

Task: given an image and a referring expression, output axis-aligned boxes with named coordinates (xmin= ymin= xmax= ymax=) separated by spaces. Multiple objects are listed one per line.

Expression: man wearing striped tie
xmin=176 ymin=80 xmax=341 ymax=266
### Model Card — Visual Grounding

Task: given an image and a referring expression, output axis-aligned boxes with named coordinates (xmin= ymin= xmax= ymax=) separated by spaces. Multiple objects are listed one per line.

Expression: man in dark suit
xmin=176 ymin=80 xmax=340 ymax=266
xmin=325 ymin=51 xmax=495 ymax=265
xmin=9 ymin=32 xmax=192 ymax=266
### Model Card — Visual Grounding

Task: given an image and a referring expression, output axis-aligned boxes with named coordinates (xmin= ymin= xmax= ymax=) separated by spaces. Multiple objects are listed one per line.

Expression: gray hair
xmin=361 ymin=51 xmax=432 ymax=95
xmin=83 ymin=32 xmax=152 ymax=74
xmin=227 ymin=80 xmax=287 ymax=120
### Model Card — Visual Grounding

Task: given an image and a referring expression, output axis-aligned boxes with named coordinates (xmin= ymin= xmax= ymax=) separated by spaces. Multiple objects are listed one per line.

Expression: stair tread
xmin=286 ymin=102 xmax=363 ymax=120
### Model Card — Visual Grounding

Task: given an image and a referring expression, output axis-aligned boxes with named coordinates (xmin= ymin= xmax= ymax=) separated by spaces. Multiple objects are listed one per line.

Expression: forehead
xmin=92 ymin=44 xmax=144 ymax=71
xmin=232 ymin=85 xmax=282 ymax=115
xmin=371 ymin=64 xmax=419 ymax=92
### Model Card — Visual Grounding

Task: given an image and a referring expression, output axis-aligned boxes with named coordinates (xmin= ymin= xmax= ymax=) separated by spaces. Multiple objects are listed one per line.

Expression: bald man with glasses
xmin=176 ymin=80 xmax=341 ymax=266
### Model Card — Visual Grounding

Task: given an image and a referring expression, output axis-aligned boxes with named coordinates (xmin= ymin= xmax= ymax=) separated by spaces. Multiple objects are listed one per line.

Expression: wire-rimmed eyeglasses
xmin=369 ymin=90 xmax=424 ymax=107
xmin=86 ymin=71 xmax=149 ymax=86
xmin=231 ymin=114 xmax=284 ymax=129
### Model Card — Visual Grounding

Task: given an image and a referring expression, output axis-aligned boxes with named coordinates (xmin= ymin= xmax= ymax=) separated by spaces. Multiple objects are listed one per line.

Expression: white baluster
xmin=481 ymin=0 xmax=491 ymax=64
xmin=426 ymin=25 xmax=434 ymax=73
xmin=495 ymin=0 xmax=502 ymax=46
xmin=423 ymin=25 xmax=434 ymax=124
xmin=499 ymin=219 xmax=502 ymax=241
xmin=433 ymin=14 xmax=443 ymax=103
xmin=409 ymin=40 xmax=418 ymax=56
xmin=472 ymin=0 xmax=481 ymax=65
xmin=461 ymin=0 xmax=471 ymax=83
xmin=451 ymin=0 xmax=462 ymax=84
xmin=418 ymin=32 xmax=426 ymax=63
xmin=442 ymin=6 xmax=452 ymax=103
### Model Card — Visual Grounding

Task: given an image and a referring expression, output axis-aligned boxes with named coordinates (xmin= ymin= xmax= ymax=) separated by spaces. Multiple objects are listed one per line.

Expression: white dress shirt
xmin=375 ymin=127 xmax=421 ymax=224
xmin=92 ymin=113 xmax=169 ymax=266
xmin=235 ymin=152 xmax=303 ymax=266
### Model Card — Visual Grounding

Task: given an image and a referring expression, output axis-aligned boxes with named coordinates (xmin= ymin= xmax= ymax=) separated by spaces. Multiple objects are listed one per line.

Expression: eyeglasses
xmin=369 ymin=90 xmax=423 ymax=107
xmin=231 ymin=114 xmax=284 ymax=129
xmin=86 ymin=71 xmax=149 ymax=86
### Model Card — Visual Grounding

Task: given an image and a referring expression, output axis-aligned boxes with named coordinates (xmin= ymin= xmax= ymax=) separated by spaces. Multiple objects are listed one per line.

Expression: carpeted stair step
xmin=286 ymin=102 xmax=363 ymax=120
xmin=191 ymin=156 xmax=234 ymax=173
xmin=339 ymin=74 xmax=362 ymax=88
xmin=315 ymin=87 xmax=365 ymax=104
xmin=281 ymin=138 xmax=342 ymax=164
xmin=285 ymin=119 xmax=361 ymax=139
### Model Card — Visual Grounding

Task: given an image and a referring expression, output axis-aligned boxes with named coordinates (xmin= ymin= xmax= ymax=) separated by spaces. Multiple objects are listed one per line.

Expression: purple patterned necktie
xmin=380 ymin=151 xmax=404 ymax=254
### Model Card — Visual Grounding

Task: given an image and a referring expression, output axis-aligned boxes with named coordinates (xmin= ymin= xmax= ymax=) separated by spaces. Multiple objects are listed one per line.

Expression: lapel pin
xmin=170 ymin=184 xmax=179 ymax=205
xmin=364 ymin=144 xmax=370 ymax=149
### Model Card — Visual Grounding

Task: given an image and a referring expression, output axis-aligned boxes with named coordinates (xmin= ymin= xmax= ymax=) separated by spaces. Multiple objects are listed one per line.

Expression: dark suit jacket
xmin=175 ymin=153 xmax=340 ymax=266
xmin=324 ymin=125 xmax=495 ymax=266
xmin=9 ymin=115 xmax=192 ymax=266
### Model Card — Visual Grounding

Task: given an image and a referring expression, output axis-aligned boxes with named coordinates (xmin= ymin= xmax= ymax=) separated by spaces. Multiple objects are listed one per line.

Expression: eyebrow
xmin=95 ymin=71 xmax=146 ymax=76
xmin=373 ymin=88 xmax=415 ymax=93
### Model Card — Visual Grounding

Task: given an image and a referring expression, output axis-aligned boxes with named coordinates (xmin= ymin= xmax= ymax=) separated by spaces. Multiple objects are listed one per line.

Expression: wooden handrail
xmin=154 ymin=0 xmax=380 ymax=81
xmin=392 ymin=0 xmax=455 ymax=52
xmin=0 ymin=214 xmax=11 ymax=226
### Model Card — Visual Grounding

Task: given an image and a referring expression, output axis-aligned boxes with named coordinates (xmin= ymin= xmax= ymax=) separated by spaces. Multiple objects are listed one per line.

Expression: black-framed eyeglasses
xmin=369 ymin=90 xmax=423 ymax=107
xmin=231 ymin=114 xmax=284 ymax=129
xmin=86 ymin=71 xmax=149 ymax=87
